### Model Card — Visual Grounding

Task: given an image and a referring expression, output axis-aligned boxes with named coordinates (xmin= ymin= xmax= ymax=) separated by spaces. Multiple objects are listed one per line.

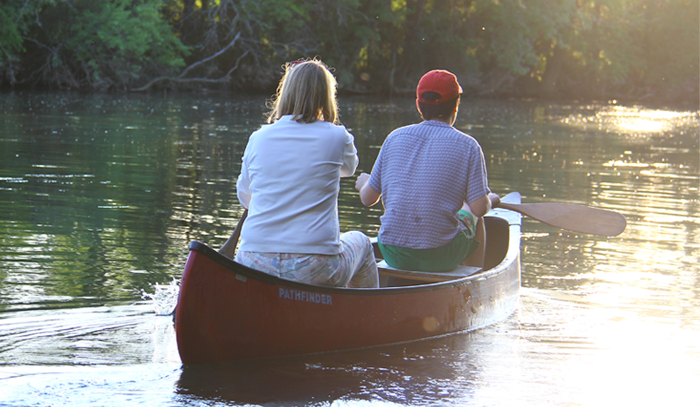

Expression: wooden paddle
xmin=492 ymin=195 xmax=626 ymax=236
xmin=218 ymin=209 xmax=249 ymax=259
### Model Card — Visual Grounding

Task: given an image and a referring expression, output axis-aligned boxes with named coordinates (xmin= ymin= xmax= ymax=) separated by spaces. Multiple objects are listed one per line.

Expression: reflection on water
xmin=0 ymin=92 xmax=257 ymax=311
xmin=0 ymin=92 xmax=698 ymax=406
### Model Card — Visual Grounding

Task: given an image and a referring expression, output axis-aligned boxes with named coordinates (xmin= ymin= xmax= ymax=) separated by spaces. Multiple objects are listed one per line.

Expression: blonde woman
xmin=222 ymin=59 xmax=379 ymax=288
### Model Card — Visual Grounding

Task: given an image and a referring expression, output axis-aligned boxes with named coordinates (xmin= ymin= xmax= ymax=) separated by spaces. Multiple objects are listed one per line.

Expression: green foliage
xmin=644 ymin=0 xmax=699 ymax=86
xmin=59 ymin=0 xmax=188 ymax=89
xmin=0 ymin=8 xmax=23 ymax=57
xmin=0 ymin=0 xmax=696 ymax=101
xmin=0 ymin=0 xmax=55 ymax=83
xmin=473 ymin=0 xmax=574 ymax=75
xmin=1 ymin=0 xmax=188 ymax=90
xmin=564 ymin=0 xmax=647 ymax=85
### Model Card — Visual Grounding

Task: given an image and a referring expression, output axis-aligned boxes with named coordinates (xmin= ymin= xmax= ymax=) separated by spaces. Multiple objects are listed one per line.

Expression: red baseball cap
xmin=416 ymin=70 xmax=463 ymax=104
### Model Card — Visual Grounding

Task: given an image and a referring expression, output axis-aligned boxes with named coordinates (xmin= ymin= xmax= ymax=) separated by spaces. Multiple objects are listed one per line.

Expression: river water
xmin=0 ymin=92 xmax=698 ymax=406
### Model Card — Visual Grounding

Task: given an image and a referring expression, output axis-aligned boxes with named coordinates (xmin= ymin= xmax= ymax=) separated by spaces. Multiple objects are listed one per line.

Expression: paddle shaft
xmin=492 ymin=195 xmax=626 ymax=237
xmin=218 ymin=209 xmax=248 ymax=258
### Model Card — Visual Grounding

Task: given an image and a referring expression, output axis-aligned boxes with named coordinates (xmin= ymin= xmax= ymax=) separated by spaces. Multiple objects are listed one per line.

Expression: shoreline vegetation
xmin=1 ymin=0 xmax=698 ymax=106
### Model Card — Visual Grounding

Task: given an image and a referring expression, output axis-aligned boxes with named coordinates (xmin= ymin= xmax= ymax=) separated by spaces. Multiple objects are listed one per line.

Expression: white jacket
xmin=237 ymin=115 xmax=359 ymax=255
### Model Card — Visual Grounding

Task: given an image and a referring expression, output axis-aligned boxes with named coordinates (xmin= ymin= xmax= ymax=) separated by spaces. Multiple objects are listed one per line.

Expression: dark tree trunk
xmin=540 ymin=46 xmax=566 ymax=95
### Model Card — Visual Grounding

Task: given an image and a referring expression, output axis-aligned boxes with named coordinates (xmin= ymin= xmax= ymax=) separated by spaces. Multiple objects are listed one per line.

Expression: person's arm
xmin=220 ymin=143 xmax=252 ymax=258
xmin=219 ymin=173 xmax=249 ymax=259
xmin=488 ymin=192 xmax=500 ymax=209
xmin=236 ymin=172 xmax=251 ymax=209
xmin=466 ymin=192 xmax=500 ymax=218
xmin=340 ymin=130 xmax=359 ymax=177
xmin=464 ymin=140 xmax=494 ymax=218
xmin=355 ymin=172 xmax=381 ymax=207
xmin=468 ymin=193 xmax=492 ymax=218
xmin=236 ymin=143 xmax=252 ymax=209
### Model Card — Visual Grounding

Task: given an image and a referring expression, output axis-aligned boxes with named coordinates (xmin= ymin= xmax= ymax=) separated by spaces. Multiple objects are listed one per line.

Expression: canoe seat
xmin=376 ymin=260 xmax=482 ymax=282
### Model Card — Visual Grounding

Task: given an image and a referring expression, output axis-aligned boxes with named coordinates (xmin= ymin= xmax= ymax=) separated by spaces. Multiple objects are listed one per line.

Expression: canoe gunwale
xmin=186 ymin=207 xmax=521 ymax=295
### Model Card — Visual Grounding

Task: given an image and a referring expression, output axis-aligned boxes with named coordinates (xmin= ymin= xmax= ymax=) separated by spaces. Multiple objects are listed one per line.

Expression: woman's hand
xmin=355 ymin=172 xmax=381 ymax=207
xmin=355 ymin=172 xmax=370 ymax=192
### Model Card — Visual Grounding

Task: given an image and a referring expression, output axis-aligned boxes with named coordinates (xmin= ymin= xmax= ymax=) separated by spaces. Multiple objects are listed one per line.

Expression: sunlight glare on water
xmin=561 ymin=104 xmax=697 ymax=134
xmin=563 ymin=317 xmax=700 ymax=407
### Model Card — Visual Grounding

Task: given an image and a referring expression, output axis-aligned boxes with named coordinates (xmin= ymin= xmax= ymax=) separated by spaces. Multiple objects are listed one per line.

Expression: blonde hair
xmin=266 ymin=58 xmax=340 ymax=124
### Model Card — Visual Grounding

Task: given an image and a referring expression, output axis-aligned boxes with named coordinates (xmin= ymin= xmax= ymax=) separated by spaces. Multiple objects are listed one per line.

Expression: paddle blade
xmin=498 ymin=202 xmax=626 ymax=237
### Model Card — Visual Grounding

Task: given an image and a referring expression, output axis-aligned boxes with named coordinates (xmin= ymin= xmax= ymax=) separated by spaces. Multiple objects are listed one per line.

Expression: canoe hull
xmin=175 ymin=196 xmax=522 ymax=364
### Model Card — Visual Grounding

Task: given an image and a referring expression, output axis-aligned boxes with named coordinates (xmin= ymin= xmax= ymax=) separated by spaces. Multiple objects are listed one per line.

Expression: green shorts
xmin=377 ymin=210 xmax=480 ymax=272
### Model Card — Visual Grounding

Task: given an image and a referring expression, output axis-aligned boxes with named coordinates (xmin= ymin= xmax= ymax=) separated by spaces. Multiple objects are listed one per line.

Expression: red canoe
xmin=175 ymin=193 xmax=523 ymax=364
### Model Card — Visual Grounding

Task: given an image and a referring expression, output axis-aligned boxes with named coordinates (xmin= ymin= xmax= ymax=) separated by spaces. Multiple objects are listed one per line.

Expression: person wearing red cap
xmin=355 ymin=69 xmax=494 ymax=272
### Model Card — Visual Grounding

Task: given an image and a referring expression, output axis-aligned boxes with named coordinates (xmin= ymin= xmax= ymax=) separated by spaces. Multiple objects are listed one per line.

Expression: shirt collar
xmin=423 ymin=120 xmax=453 ymax=128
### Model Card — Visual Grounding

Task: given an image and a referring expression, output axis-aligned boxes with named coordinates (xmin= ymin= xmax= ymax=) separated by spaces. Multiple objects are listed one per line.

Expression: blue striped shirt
xmin=368 ymin=120 xmax=490 ymax=249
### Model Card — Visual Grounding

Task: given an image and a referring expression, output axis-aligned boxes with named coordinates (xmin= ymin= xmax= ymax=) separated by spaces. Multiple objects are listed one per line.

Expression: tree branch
xmin=131 ymin=32 xmax=244 ymax=92
xmin=131 ymin=48 xmax=250 ymax=92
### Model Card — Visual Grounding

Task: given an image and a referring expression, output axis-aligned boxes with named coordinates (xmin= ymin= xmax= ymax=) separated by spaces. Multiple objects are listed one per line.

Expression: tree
xmin=144 ymin=0 xmax=318 ymax=91
xmin=642 ymin=0 xmax=699 ymax=99
xmin=0 ymin=0 xmax=696 ymax=102
xmin=0 ymin=0 xmax=44 ymax=85
xmin=1 ymin=0 xmax=188 ymax=90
